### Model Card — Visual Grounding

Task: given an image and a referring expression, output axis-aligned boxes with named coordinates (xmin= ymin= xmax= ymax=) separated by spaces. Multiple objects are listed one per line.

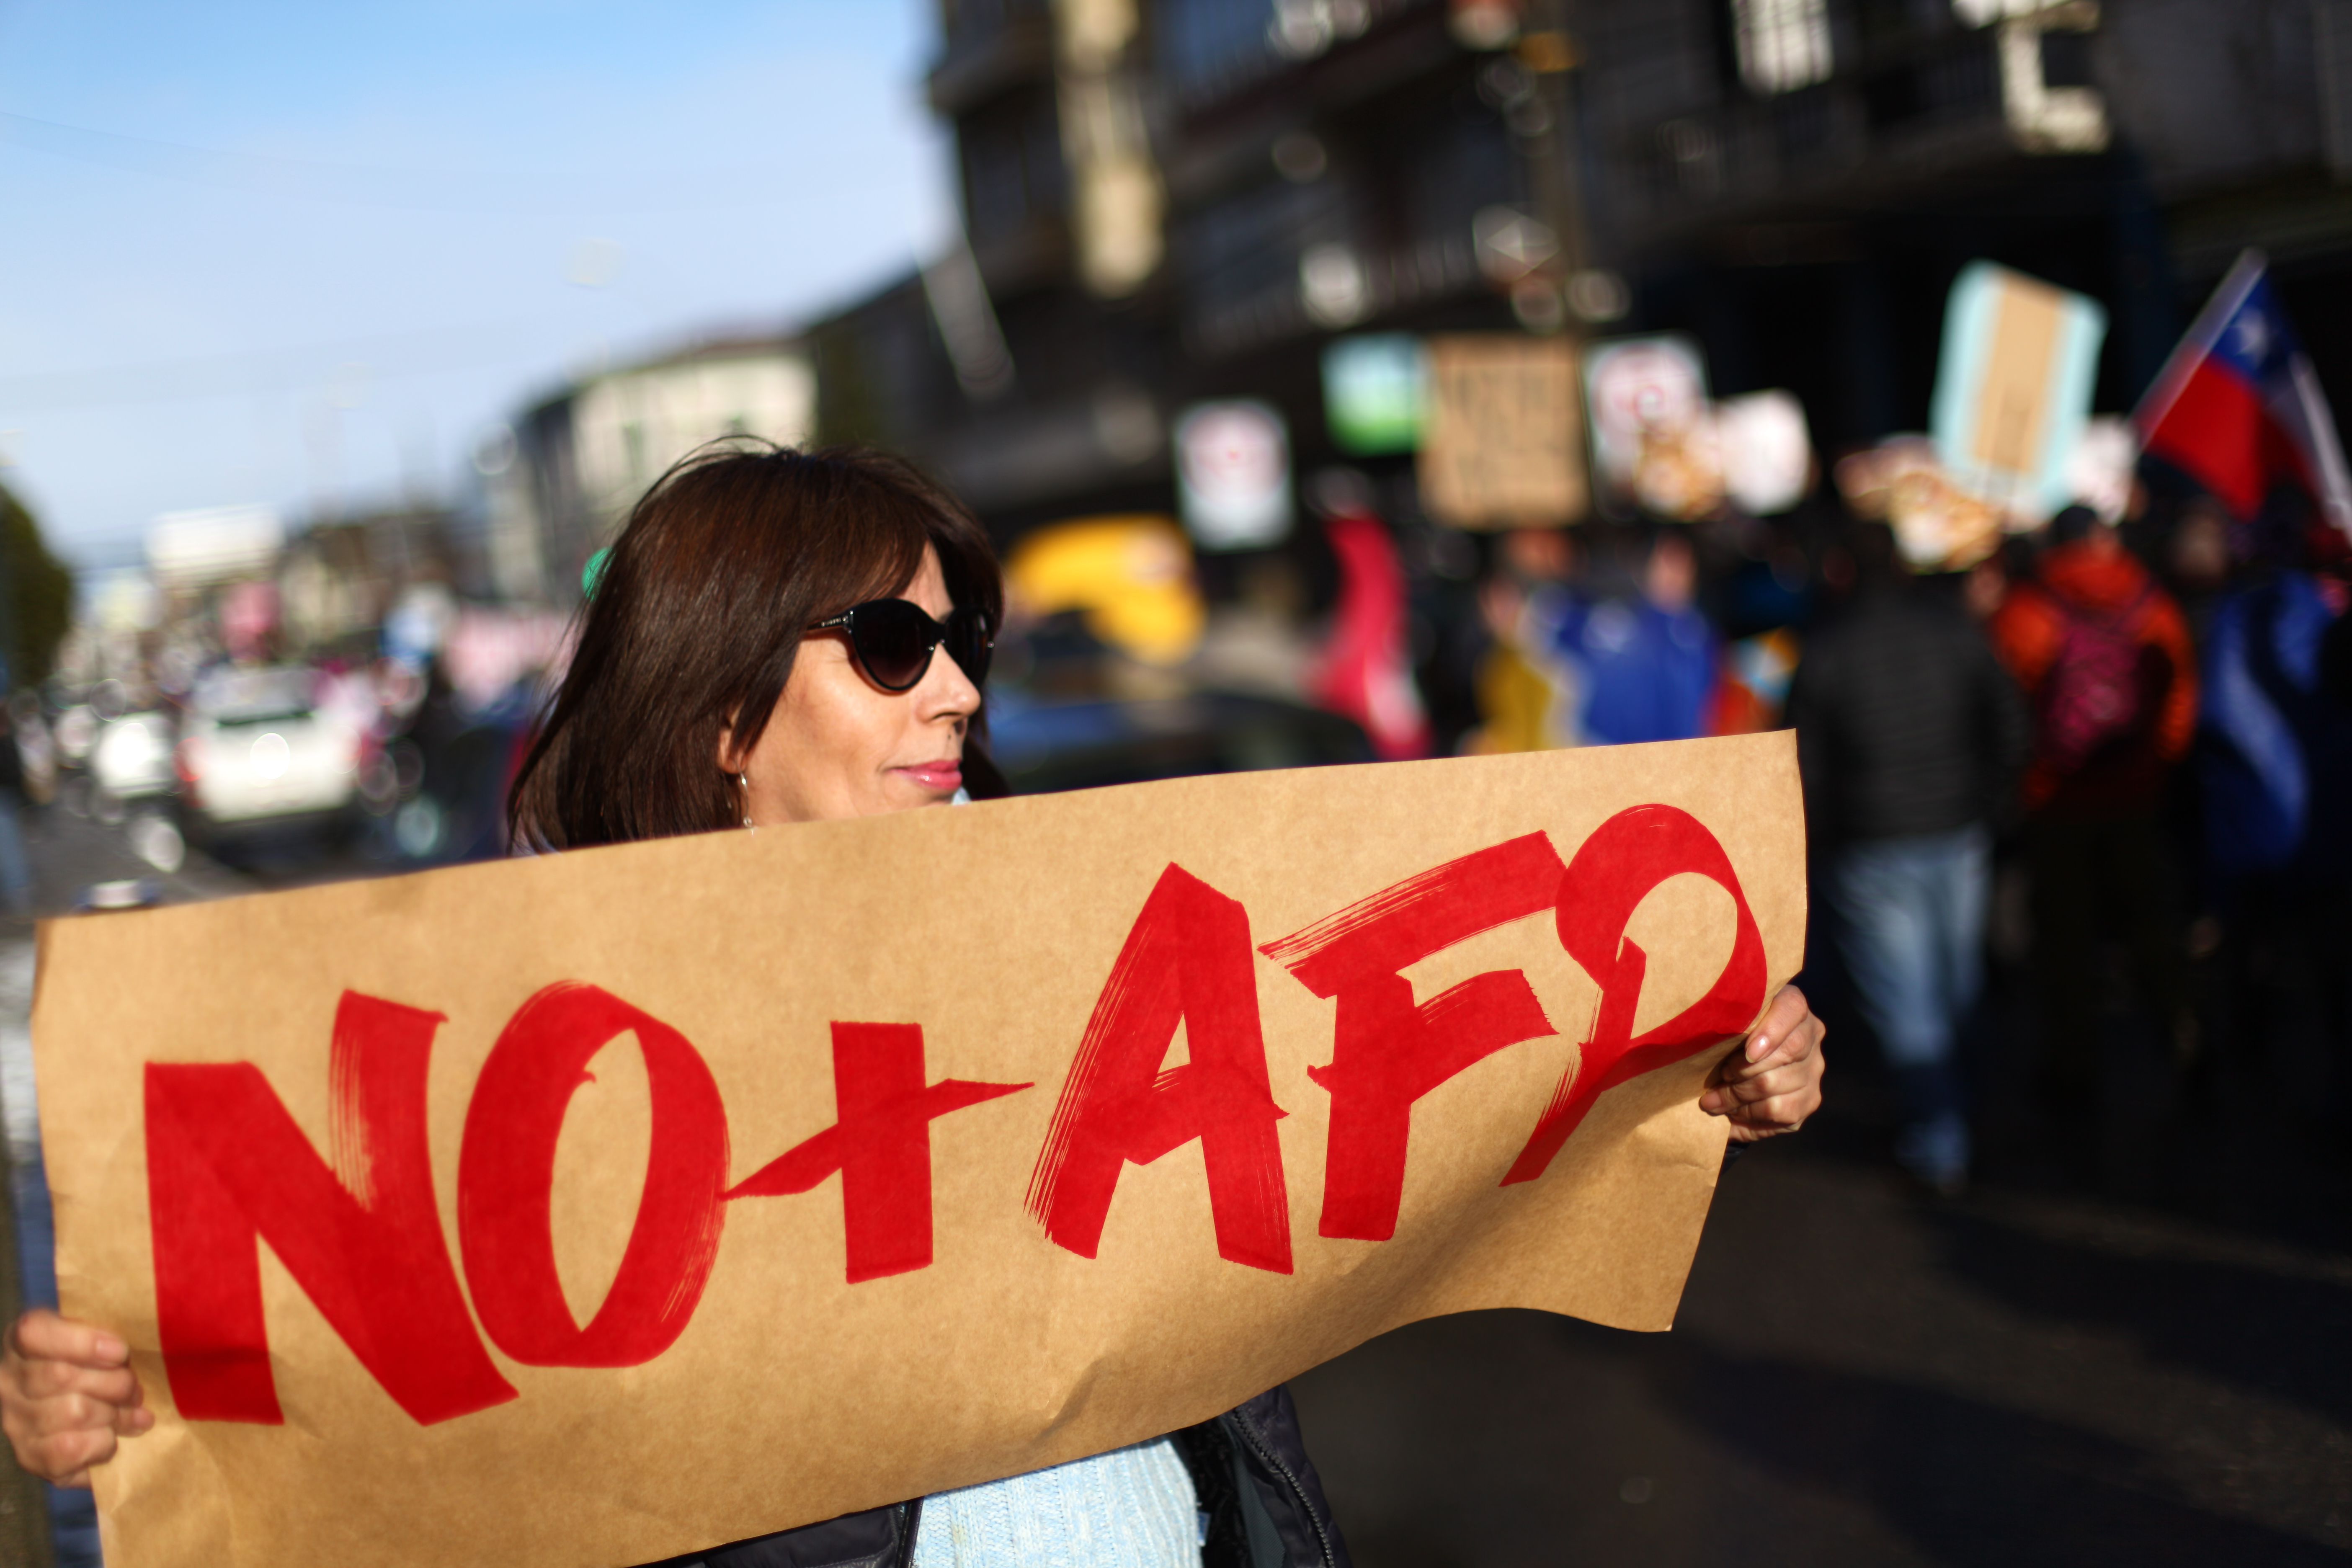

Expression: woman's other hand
xmin=0 ymin=1310 xmax=152 ymax=1486
xmin=1698 ymin=983 xmax=1825 ymax=1143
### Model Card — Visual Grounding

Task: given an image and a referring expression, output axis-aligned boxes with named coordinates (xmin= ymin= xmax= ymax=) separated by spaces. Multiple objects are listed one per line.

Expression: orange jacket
xmin=1989 ymin=540 xmax=2198 ymax=814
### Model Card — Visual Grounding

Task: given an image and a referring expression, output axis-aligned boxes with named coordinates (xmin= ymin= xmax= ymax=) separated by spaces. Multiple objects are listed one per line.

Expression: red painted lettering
xmin=1260 ymin=833 xmax=1566 ymax=1240
xmin=457 ymin=983 xmax=730 ymax=1367
xmin=144 ymin=992 xmax=516 ymax=1425
xmin=1501 ymin=804 xmax=1767 ymax=1183
xmin=1027 ymin=865 xmax=1294 ymax=1273
xmin=726 ymin=1023 xmax=1028 ymax=1283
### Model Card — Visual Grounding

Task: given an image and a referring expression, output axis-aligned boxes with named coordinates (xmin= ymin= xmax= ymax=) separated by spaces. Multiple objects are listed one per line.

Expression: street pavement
xmin=1293 ymin=1139 xmax=2352 ymax=1565
xmin=1292 ymin=998 xmax=2352 ymax=1565
xmin=0 ymin=803 xmax=2346 ymax=1565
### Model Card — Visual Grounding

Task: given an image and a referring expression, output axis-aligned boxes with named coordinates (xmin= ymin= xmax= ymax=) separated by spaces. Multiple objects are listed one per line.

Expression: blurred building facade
xmin=276 ymin=505 xmax=459 ymax=657
xmin=783 ymin=0 xmax=2352 ymax=552
xmin=1584 ymin=0 xmax=2335 ymax=455
xmin=433 ymin=0 xmax=2352 ymax=592
xmin=475 ymin=336 xmax=815 ymax=603
xmin=813 ymin=0 xmax=1543 ymax=534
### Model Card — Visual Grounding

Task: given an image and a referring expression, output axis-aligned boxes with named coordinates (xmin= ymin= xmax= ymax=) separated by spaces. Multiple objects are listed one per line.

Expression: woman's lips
xmin=894 ymin=760 xmax=963 ymax=793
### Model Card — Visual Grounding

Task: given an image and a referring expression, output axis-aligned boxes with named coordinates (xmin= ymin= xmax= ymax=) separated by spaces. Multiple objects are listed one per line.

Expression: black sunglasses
xmin=809 ymin=598 xmax=993 ymax=693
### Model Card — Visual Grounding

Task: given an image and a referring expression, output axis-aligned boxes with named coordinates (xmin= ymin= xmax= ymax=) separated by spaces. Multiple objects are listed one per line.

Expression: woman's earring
xmin=738 ymin=773 xmax=754 ymax=830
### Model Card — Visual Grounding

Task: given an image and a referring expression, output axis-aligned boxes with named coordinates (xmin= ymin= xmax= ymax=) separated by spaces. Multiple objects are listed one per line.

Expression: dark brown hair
xmin=507 ymin=441 xmax=1004 ymax=851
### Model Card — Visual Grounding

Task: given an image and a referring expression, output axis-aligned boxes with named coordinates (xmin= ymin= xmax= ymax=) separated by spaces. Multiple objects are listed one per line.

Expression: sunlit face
xmin=721 ymin=545 xmax=980 ymax=824
xmin=1645 ymin=533 xmax=1696 ymax=613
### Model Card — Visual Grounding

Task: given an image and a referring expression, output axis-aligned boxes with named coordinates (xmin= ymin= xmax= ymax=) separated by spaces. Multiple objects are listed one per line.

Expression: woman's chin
xmin=877 ymin=784 xmax=957 ymax=815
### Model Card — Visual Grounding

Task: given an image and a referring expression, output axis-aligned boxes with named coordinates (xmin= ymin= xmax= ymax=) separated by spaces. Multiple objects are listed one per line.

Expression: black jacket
xmin=1787 ymin=584 xmax=2030 ymax=844
xmin=648 ymin=1387 xmax=1351 ymax=1568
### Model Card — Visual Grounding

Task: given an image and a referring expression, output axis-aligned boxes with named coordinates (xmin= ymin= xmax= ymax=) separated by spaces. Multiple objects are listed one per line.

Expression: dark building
xmin=814 ymin=0 xmax=1547 ymax=539
xmin=814 ymin=0 xmax=1178 ymax=534
xmin=1152 ymin=1 xmax=1542 ymax=444
xmin=807 ymin=0 xmax=2352 ymax=541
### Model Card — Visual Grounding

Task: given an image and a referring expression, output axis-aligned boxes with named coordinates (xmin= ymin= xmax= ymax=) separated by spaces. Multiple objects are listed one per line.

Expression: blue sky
xmin=0 ymin=1 xmax=947 ymax=567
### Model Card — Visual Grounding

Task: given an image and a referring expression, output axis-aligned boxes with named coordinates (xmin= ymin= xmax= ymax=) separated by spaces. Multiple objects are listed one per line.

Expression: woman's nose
xmin=915 ymin=644 xmax=982 ymax=720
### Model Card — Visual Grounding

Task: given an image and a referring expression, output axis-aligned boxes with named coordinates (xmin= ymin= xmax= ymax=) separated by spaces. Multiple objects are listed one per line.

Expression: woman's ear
xmin=714 ymin=711 xmax=747 ymax=776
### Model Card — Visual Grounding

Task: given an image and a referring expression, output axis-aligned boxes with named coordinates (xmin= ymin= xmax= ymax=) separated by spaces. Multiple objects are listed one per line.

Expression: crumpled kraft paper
xmin=32 ymin=735 xmax=1804 ymax=1568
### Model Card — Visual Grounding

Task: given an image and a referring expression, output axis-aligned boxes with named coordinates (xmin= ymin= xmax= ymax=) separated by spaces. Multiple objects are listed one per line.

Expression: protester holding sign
xmin=2 ymin=444 xmax=1824 ymax=1568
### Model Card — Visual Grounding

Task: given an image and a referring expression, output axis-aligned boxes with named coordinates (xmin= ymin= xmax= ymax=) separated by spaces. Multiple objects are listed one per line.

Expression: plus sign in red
xmin=727 ymin=1022 xmax=1029 ymax=1284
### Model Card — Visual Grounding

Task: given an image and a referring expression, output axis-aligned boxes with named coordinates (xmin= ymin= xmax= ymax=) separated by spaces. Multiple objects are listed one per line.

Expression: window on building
xmin=1156 ymin=0 xmax=1280 ymax=109
xmin=1731 ymin=0 xmax=1833 ymax=93
xmin=2320 ymin=0 xmax=2352 ymax=178
xmin=947 ymin=0 xmax=1006 ymax=41
xmin=1399 ymin=92 xmax=1519 ymax=257
xmin=1175 ymin=173 xmax=1349 ymax=348
xmin=959 ymin=88 xmax=1067 ymax=246
xmin=1951 ymin=0 xmax=2072 ymax=23
xmin=943 ymin=0 xmax=1047 ymax=53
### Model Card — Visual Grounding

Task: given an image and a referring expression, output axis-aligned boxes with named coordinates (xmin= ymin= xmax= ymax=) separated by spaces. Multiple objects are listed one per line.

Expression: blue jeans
xmin=1826 ymin=825 xmax=1991 ymax=1180
xmin=0 ymin=792 xmax=30 ymax=915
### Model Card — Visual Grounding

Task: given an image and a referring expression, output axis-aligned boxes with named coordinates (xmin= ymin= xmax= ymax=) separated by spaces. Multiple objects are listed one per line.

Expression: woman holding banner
xmin=1 ymin=445 xmax=1825 ymax=1568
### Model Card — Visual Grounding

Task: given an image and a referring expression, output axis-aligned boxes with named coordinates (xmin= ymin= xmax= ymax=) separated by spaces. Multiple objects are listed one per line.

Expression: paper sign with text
xmin=1418 ymin=335 xmax=1587 ymax=528
xmin=33 ymin=736 xmax=1803 ymax=1568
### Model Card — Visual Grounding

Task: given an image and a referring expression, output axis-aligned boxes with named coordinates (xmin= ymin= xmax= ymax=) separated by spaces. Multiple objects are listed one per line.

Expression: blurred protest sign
xmin=2066 ymin=415 xmax=2139 ymax=526
xmin=1714 ymin=391 xmax=1813 ymax=516
xmin=1930 ymin=262 xmax=2106 ymax=521
xmin=1322 ymin=334 xmax=1428 ymax=456
xmin=1175 ymin=400 xmax=1292 ymax=550
xmin=1418 ymin=335 xmax=1586 ymax=528
xmin=1004 ymin=515 xmax=1204 ymax=665
xmin=1584 ymin=335 xmax=1715 ymax=519
xmin=1836 ymin=436 xmax=2006 ymax=570
xmin=37 ymin=737 xmax=1803 ymax=1568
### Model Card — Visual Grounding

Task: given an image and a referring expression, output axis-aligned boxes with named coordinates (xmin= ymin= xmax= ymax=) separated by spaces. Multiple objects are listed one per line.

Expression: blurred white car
xmin=176 ymin=668 xmax=363 ymax=836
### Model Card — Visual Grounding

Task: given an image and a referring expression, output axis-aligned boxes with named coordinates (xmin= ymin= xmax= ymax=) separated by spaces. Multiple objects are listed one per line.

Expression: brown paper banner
xmin=33 ymin=735 xmax=1803 ymax=1568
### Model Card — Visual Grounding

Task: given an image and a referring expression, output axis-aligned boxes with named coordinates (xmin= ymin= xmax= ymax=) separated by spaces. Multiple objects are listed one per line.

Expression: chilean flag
xmin=2136 ymin=250 xmax=2352 ymax=538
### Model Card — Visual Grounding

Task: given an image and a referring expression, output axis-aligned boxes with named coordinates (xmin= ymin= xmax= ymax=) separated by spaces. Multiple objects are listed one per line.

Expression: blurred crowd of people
xmin=1446 ymin=479 xmax=2349 ymax=1195
xmin=7 ymin=414 xmax=2346 ymax=1213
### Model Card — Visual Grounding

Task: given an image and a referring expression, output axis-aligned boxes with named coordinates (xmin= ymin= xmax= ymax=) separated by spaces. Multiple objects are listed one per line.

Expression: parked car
xmin=984 ymin=690 xmax=1375 ymax=795
xmin=175 ymin=668 xmax=363 ymax=843
xmin=87 ymin=711 xmax=178 ymax=808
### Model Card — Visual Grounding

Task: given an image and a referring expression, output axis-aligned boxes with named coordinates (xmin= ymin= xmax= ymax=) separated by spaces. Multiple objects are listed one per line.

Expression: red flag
xmin=1312 ymin=510 xmax=1431 ymax=759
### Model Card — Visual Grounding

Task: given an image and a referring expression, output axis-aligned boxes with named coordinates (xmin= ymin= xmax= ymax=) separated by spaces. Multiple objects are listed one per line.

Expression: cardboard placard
xmin=1929 ymin=261 xmax=2107 ymax=521
xmin=1418 ymin=335 xmax=1587 ymax=529
xmin=34 ymin=737 xmax=1803 ymax=1568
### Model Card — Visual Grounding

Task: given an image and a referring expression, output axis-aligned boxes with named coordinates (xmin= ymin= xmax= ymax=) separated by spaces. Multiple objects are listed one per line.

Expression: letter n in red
xmin=725 ymin=1024 xmax=1029 ymax=1283
xmin=145 ymin=993 xmax=517 ymax=1425
xmin=1026 ymin=865 xmax=1292 ymax=1274
xmin=1261 ymin=833 xmax=1565 ymax=1240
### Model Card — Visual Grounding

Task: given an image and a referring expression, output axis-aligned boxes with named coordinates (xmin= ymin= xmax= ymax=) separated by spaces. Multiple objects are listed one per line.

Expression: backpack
xmin=2037 ymin=586 xmax=2157 ymax=778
